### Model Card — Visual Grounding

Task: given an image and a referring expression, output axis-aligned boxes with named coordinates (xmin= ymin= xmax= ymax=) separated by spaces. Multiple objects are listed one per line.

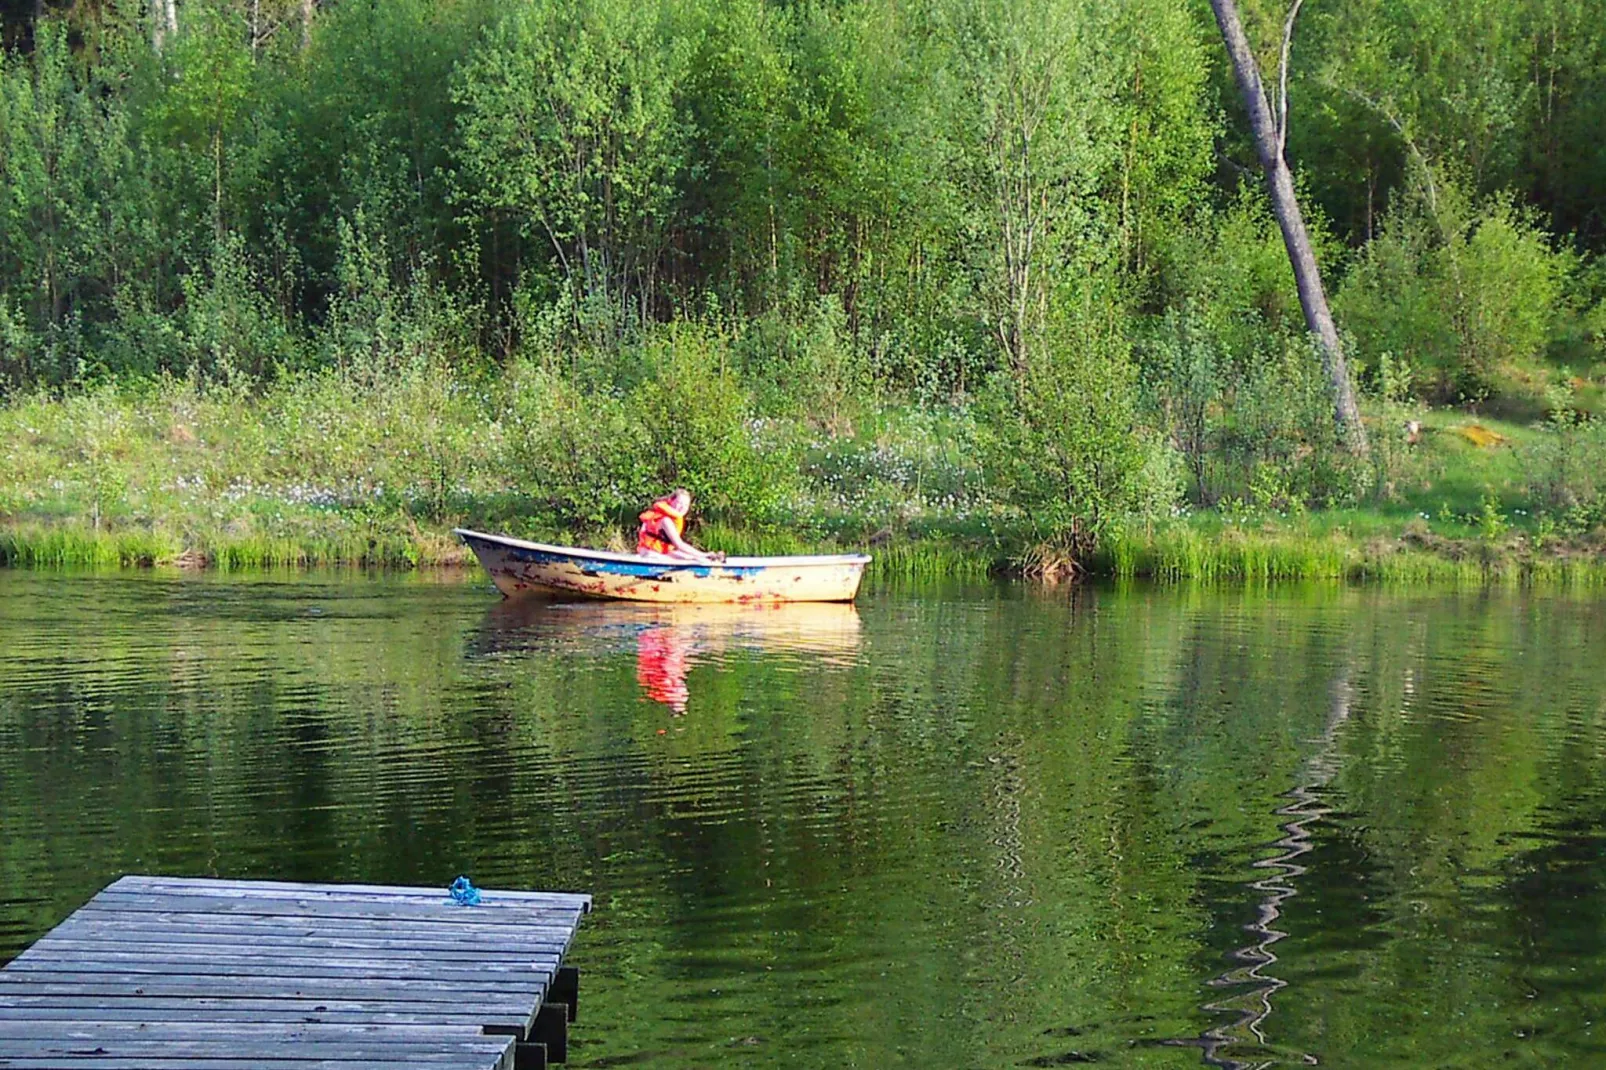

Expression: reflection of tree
xmin=1198 ymin=665 xmax=1353 ymax=1069
xmin=8 ymin=579 xmax=1606 ymax=1066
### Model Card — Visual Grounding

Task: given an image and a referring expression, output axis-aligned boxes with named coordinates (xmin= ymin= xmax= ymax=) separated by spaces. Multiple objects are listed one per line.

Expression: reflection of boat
xmin=473 ymin=600 xmax=864 ymax=712
xmin=454 ymin=529 xmax=870 ymax=604
xmin=475 ymin=599 xmax=864 ymax=663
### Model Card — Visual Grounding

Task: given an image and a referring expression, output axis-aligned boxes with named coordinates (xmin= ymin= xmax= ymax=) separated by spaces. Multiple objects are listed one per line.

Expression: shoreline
xmin=6 ymin=517 xmax=1604 ymax=586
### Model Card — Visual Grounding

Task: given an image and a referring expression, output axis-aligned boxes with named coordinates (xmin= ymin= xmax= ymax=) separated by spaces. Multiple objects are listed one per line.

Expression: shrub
xmin=1337 ymin=169 xmax=1572 ymax=408
xmin=733 ymin=297 xmax=868 ymax=426
xmin=320 ymin=213 xmax=482 ymax=380
xmin=499 ymin=361 xmax=651 ymax=530
xmin=1525 ymin=406 xmax=1606 ymax=530
xmin=179 ymin=234 xmax=303 ymax=382
xmin=1137 ymin=309 xmax=1363 ymax=510
xmin=979 ymin=293 xmax=1178 ymax=549
xmin=628 ymin=325 xmax=797 ymax=526
xmin=1363 ymin=351 xmax=1429 ymax=502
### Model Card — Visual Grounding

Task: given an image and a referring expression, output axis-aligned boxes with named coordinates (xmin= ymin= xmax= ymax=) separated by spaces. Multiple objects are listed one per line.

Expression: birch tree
xmin=1207 ymin=0 xmax=1369 ymax=456
xmin=151 ymin=0 xmax=177 ymax=53
xmin=453 ymin=0 xmax=691 ymax=327
xmin=946 ymin=0 xmax=1115 ymax=375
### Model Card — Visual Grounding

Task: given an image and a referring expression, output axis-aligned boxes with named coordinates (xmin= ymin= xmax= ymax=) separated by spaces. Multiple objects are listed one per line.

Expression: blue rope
xmin=449 ymin=875 xmax=482 ymax=907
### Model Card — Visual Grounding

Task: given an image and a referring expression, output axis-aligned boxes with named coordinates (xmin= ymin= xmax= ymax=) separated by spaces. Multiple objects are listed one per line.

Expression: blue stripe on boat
xmin=500 ymin=543 xmax=768 ymax=581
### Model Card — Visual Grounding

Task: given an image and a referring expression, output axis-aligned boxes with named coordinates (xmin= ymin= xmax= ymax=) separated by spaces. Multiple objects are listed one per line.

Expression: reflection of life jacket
xmin=637 ymin=496 xmax=687 ymax=555
xmin=636 ymin=625 xmax=690 ymax=713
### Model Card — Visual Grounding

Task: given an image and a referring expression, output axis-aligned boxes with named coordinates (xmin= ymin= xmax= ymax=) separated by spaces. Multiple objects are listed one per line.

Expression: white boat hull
xmin=455 ymin=530 xmax=870 ymax=603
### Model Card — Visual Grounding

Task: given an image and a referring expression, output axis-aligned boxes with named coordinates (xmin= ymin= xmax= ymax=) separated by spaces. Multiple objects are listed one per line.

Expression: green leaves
xmin=453 ymin=0 xmax=692 ymax=314
xmin=979 ymin=284 xmax=1177 ymax=544
xmin=1336 ymin=167 xmax=1574 ymax=405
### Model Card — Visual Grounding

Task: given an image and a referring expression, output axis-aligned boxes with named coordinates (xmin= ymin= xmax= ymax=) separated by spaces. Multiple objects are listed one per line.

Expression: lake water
xmin=2 ymin=571 xmax=1605 ymax=1068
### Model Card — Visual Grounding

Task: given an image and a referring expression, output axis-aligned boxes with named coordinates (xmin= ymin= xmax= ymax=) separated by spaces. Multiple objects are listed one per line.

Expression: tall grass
xmin=870 ymin=540 xmax=999 ymax=580
xmin=1095 ymin=521 xmax=1606 ymax=586
xmin=0 ymin=524 xmax=470 ymax=570
xmin=3 ymin=373 xmax=1604 ymax=585
xmin=8 ymin=513 xmax=1605 ymax=586
xmin=0 ymin=527 xmax=181 ymax=568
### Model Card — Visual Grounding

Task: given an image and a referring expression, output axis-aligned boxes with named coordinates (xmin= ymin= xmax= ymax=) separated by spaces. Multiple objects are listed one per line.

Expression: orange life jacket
xmin=637 ymin=496 xmax=688 ymax=555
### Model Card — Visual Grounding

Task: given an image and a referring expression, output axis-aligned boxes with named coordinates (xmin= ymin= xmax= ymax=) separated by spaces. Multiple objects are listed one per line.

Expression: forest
xmin=2 ymin=0 xmax=1605 ymax=576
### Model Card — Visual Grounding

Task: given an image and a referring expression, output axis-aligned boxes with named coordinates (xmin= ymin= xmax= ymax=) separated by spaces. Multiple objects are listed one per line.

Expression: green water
xmin=2 ymin=572 xmax=1605 ymax=1068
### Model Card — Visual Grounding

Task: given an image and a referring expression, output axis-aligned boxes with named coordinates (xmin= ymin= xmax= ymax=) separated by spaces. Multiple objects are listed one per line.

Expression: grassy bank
xmin=1096 ymin=519 xmax=1606 ymax=585
xmin=0 ymin=369 xmax=1007 ymax=578
xmin=8 ymin=511 xmax=1606 ymax=587
xmin=4 ymin=373 xmax=1605 ymax=584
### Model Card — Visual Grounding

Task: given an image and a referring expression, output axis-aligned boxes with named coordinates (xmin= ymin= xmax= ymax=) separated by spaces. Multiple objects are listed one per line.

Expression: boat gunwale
xmin=452 ymin=529 xmax=871 ymax=569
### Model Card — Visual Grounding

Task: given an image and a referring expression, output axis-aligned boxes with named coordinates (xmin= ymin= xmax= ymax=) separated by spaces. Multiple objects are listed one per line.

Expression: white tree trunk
xmin=1207 ymin=0 xmax=1369 ymax=456
xmin=152 ymin=0 xmax=178 ymax=53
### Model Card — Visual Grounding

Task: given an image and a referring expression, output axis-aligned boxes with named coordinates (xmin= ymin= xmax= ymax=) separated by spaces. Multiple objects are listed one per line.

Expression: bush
xmin=732 ymin=297 xmax=868 ymax=426
xmin=499 ymin=325 xmax=799 ymax=532
xmin=1159 ymin=187 xmax=1339 ymax=354
xmin=320 ymin=213 xmax=482 ymax=379
xmin=1525 ymin=406 xmax=1606 ymax=530
xmin=1337 ymin=169 xmax=1572 ymax=409
xmin=499 ymin=362 xmax=651 ymax=530
xmin=179 ymin=234 xmax=303 ymax=382
xmin=1363 ymin=351 xmax=1429 ymax=502
xmin=628 ymin=325 xmax=797 ymax=526
xmin=1137 ymin=309 xmax=1363 ymax=510
xmin=980 ymin=294 xmax=1178 ymax=548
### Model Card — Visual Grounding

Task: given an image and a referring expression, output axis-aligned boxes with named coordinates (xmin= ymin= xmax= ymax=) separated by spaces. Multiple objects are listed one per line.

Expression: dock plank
xmin=8 ymin=951 xmax=560 ymax=982
xmin=0 ymin=1061 xmax=511 ymax=1070
xmin=0 ymin=876 xmax=587 ymax=1067
xmin=112 ymin=876 xmax=592 ymax=910
xmin=21 ymin=938 xmax=565 ymax=967
xmin=48 ymin=917 xmax=582 ymax=949
xmin=80 ymin=893 xmax=584 ymax=925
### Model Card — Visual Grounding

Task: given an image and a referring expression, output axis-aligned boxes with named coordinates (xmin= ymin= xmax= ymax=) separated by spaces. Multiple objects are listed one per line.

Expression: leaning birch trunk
xmin=302 ymin=0 xmax=315 ymax=51
xmin=152 ymin=0 xmax=178 ymax=53
xmin=1207 ymin=0 xmax=1369 ymax=457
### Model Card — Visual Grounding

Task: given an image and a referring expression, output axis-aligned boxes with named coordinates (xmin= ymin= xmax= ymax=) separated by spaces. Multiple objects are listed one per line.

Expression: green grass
xmin=1374 ymin=410 xmax=1544 ymax=524
xmin=2 ymin=375 xmax=1603 ymax=585
xmin=1095 ymin=516 xmax=1606 ymax=586
xmin=7 ymin=509 xmax=1606 ymax=586
xmin=867 ymin=539 xmax=999 ymax=579
xmin=0 ymin=526 xmax=181 ymax=568
xmin=0 ymin=523 xmax=466 ymax=570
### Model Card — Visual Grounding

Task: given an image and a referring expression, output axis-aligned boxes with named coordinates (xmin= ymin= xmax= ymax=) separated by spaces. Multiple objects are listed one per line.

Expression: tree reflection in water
xmin=1192 ymin=668 xmax=1354 ymax=1069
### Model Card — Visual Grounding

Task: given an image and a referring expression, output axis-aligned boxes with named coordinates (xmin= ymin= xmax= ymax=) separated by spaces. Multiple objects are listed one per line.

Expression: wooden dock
xmin=0 ymin=875 xmax=591 ymax=1069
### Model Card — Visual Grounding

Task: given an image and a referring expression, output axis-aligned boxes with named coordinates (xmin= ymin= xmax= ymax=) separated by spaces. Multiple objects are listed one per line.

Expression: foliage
xmin=1138 ymin=307 xmax=1364 ymax=511
xmin=178 ymin=232 xmax=300 ymax=381
xmin=627 ymin=326 xmax=797 ymax=525
xmin=452 ymin=0 xmax=691 ymax=325
xmin=939 ymin=0 xmax=1118 ymax=372
xmin=3 ymin=0 xmax=1606 ymax=567
xmin=500 ymin=362 xmax=650 ymax=530
xmin=1524 ymin=406 xmax=1606 ymax=530
xmin=1337 ymin=168 xmax=1574 ymax=408
xmin=979 ymin=288 xmax=1179 ymax=546
xmin=1362 ymin=351 xmax=1429 ymax=502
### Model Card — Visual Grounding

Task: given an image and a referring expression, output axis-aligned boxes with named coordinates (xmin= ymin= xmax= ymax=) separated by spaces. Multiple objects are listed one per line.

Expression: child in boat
xmin=637 ymin=489 xmax=725 ymax=563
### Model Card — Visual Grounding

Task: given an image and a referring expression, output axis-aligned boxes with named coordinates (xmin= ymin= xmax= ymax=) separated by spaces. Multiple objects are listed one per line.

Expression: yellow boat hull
xmin=455 ymin=530 xmax=870 ymax=604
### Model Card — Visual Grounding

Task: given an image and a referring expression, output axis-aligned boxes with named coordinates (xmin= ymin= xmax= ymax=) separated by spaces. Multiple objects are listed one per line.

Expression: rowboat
xmin=454 ymin=529 xmax=871 ymax=604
